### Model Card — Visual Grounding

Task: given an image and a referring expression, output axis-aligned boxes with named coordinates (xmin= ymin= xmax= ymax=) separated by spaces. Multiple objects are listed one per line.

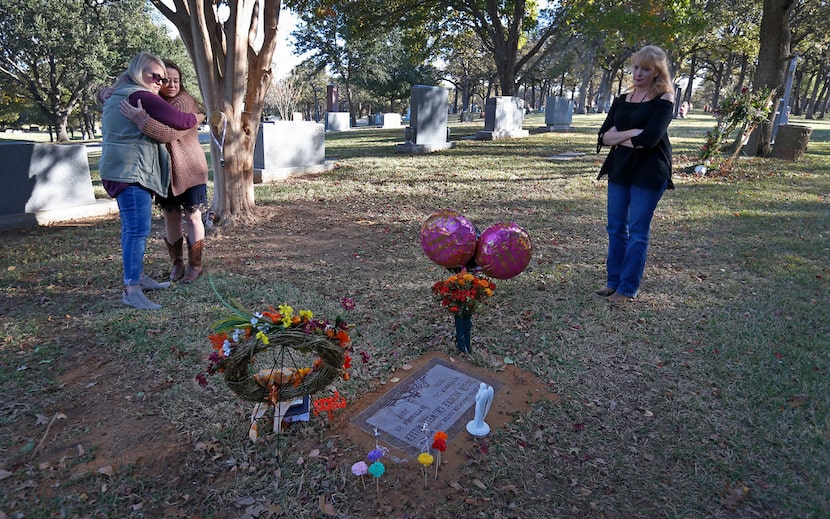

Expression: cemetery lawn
xmin=1 ymin=113 xmax=829 ymax=518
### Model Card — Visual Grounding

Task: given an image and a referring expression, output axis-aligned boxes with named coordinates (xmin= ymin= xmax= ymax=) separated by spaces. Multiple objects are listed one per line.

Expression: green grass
xmin=1 ymin=111 xmax=829 ymax=518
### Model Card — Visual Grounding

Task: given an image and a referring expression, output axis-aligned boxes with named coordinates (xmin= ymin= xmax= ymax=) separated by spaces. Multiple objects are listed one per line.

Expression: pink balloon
xmin=475 ymin=222 xmax=532 ymax=279
xmin=420 ymin=210 xmax=477 ymax=268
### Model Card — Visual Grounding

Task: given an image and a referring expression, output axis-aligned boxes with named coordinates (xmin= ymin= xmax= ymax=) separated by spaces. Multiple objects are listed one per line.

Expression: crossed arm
xmin=120 ymin=99 xmax=205 ymax=144
xmin=602 ymin=127 xmax=643 ymax=148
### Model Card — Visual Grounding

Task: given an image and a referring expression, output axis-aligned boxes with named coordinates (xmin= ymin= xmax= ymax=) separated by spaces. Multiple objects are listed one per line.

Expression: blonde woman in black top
xmin=596 ymin=45 xmax=675 ymax=302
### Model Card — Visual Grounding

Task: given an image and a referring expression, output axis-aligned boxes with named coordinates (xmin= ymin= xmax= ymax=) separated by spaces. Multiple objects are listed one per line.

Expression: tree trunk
xmin=751 ymin=0 xmax=797 ymax=157
xmin=52 ymin=111 xmax=70 ymax=143
xmin=575 ymin=43 xmax=598 ymax=115
xmin=152 ymin=0 xmax=281 ymax=226
xmin=684 ymin=54 xmax=697 ymax=104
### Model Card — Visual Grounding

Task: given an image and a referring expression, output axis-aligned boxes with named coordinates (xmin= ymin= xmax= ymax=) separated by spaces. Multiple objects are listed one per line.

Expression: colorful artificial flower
xmin=368 ymin=461 xmax=385 ymax=493
xmin=432 ymin=269 xmax=496 ymax=317
xmin=418 ymin=452 xmax=434 ymax=488
xmin=432 ymin=431 xmax=448 ymax=478
xmin=367 ymin=448 xmax=384 ymax=462
xmin=196 ymin=298 xmax=355 ymax=390
xmin=351 ymin=461 xmax=368 ymax=489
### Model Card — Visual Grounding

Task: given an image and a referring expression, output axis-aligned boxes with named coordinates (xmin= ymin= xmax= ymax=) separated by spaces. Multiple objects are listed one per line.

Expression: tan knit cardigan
xmin=135 ymin=92 xmax=208 ymax=196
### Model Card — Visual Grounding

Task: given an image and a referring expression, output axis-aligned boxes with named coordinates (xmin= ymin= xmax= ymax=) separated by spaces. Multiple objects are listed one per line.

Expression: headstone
xmin=772 ymin=124 xmax=813 ymax=161
xmin=379 ymin=113 xmax=401 ymax=128
xmin=326 ymin=84 xmax=338 ymax=112
xmin=476 ymin=96 xmax=529 ymax=140
xmin=352 ymin=356 xmax=499 ymax=454
xmin=543 ymin=96 xmax=574 ymax=131
xmin=0 ymin=142 xmax=117 ymax=229
xmin=324 ymin=84 xmax=349 ymax=131
xmin=253 ymin=121 xmax=334 ymax=183
xmin=325 ymin=112 xmax=350 ymax=131
xmin=292 ymin=112 xmax=303 ymax=122
xmin=396 ymin=85 xmax=455 ymax=154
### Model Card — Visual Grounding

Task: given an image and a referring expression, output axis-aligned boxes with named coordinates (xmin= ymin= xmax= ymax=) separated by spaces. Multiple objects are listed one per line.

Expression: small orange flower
xmin=208 ymin=333 xmax=228 ymax=352
xmin=336 ymin=330 xmax=350 ymax=347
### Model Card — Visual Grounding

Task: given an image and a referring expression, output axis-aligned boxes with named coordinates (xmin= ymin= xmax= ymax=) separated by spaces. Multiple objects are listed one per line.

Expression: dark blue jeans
xmin=605 ymin=180 xmax=667 ymax=297
xmin=115 ymin=186 xmax=153 ymax=287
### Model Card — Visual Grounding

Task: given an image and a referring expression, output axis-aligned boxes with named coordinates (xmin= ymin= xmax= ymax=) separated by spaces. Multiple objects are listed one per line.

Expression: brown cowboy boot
xmin=165 ymin=237 xmax=185 ymax=282
xmin=181 ymin=239 xmax=203 ymax=284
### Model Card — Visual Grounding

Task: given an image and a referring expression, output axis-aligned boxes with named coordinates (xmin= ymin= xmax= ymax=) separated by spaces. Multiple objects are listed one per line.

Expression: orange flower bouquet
xmin=431 ymin=269 xmax=495 ymax=353
xmin=431 ymin=269 xmax=495 ymax=318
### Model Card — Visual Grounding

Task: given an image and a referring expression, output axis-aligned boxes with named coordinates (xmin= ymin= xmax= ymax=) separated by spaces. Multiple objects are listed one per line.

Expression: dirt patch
xmin=1 ymin=205 xmax=555 ymax=518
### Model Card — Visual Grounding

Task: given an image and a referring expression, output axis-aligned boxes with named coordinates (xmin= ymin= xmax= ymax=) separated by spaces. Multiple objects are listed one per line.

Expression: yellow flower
xmin=417 ymin=452 xmax=434 ymax=467
xmin=300 ymin=309 xmax=313 ymax=320
xmin=278 ymin=304 xmax=294 ymax=319
xmin=255 ymin=330 xmax=270 ymax=345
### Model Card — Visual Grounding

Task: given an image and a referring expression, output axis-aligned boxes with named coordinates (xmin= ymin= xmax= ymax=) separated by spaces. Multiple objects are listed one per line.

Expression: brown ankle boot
xmin=165 ymin=237 xmax=185 ymax=281
xmin=181 ymin=239 xmax=203 ymax=284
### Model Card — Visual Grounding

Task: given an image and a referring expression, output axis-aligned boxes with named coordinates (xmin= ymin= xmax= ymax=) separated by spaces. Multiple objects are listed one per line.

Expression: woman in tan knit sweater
xmin=120 ymin=60 xmax=209 ymax=283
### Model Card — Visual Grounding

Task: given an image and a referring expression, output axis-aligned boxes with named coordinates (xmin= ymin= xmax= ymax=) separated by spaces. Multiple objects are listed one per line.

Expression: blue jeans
xmin=605 ymin=180 xmax=667 ymax=297
xmin=115 ymin=186 xmax=153 ymax=287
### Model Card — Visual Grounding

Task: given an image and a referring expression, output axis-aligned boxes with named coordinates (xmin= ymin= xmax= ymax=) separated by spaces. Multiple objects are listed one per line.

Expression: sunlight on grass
xmin=1 ymin=108 xmax=828 ymax=518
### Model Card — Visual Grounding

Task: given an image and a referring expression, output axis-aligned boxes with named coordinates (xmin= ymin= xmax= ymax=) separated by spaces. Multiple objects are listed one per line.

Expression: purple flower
xmin=195 ymin=373 xmax=208 ymax=387
xmin=367 ymin=448 xmax=384 ymax=462
xmin=341 ymin=296 xmax=355 ymax=311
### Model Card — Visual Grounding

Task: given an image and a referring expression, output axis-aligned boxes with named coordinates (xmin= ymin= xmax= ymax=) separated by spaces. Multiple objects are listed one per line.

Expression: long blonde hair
xmin=629 ymin=45 xmax=674 ymax=100
xmin=112 ymin=51 xmax=166 ymax=91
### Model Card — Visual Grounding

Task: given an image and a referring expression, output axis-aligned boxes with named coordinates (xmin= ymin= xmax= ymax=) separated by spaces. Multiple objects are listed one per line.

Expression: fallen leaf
xmin=472 ymin=478 xmax=487 ymax=490
xmin=308 ymin=449 xmax=320 ymax=458
xmin=0 ymin=469 xmax=13 ymax=480
xmin=786 ymin=394 xmax=810 ymax=408
xmin=401 ymin=363 xmax=413 ymax=371
xmin=35 ymin=414 xmax=49 ymax=426
xmin=97 ymin=465 xmax=114 ymax=477
xmin=318 ymin=495 xmax=336 ymax=516
xmin=448 ymin=481 xmax=462 ymax=491
xmin=503 ymin=357 xmax=514 ymax=364
xmin=721 ymin=483 xmax=750 ymax=510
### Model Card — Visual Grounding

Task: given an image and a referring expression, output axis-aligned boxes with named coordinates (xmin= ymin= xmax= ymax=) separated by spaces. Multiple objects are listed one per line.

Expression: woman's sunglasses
xmin=148 ymin=72 xmax=170 ymax=85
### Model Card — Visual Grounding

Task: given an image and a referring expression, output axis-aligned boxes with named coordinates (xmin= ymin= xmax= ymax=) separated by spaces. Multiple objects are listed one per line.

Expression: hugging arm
xmin=121 ymin=99 xmax=205 ymax=143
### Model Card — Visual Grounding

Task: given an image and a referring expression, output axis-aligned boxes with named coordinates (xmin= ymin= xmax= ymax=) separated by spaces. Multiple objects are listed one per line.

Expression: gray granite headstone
xmin=325 ymin=112 xmax=350 ymax=131
xmin=409 ymin=85 xmax=448 ymax=145
xmin=253 ymin=121 xmax=333 ymax=182
xmin=476 ymin=96 xmax=529 ymax=140
xmin=544 ymin=96 xmax=574 ymax=131
xmin=352 ymin=357 xmax=499 ymax=454
xmin=396 ymin=85 xmax=454 ymax=153
xmin=1 ymin=142 xmax=96 ymax=216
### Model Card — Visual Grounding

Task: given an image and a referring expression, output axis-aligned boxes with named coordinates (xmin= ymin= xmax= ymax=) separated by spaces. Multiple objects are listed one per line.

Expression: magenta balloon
xmin=475 ymin=222 xmax=533 ymax=279
xmin=420 ymin=210 xmax=478 ymax=268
